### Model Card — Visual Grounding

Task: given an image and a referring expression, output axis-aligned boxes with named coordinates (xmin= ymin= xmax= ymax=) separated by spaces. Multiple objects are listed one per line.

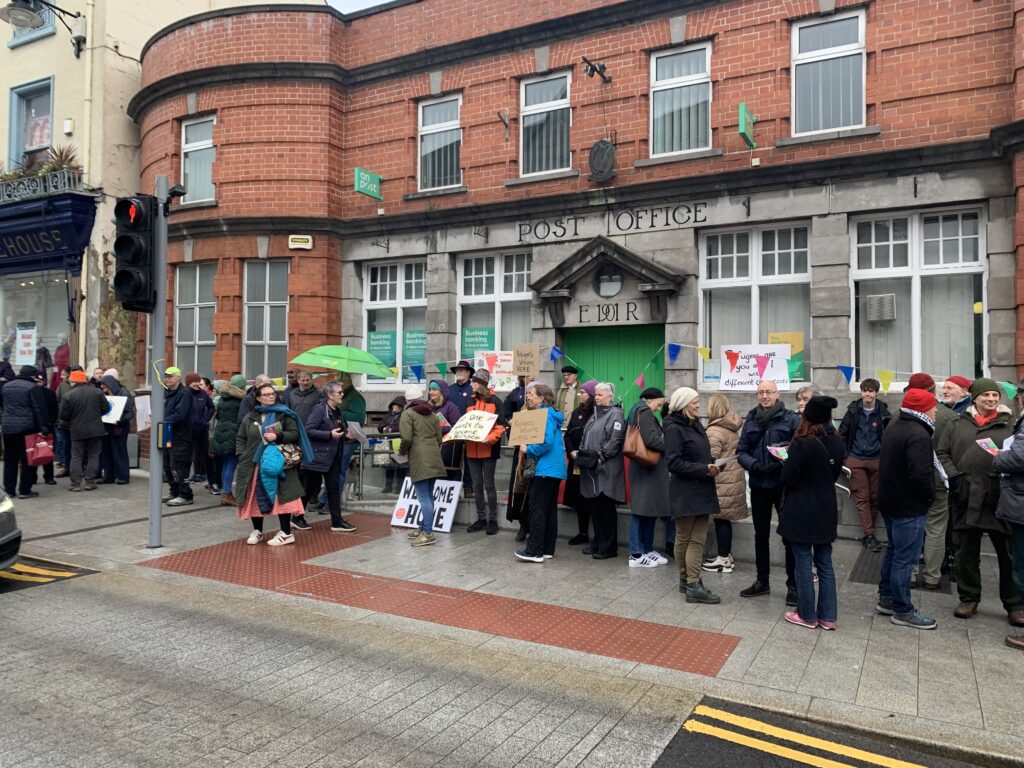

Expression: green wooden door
xmin=563 ymin=325 xmax=665 ymax=405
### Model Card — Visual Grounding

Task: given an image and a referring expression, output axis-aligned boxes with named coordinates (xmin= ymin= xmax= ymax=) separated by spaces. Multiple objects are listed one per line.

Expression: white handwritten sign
xmin=718 ymin=344 xmax=791 ymax=392
xmin=442 ymin=410 xmax=499 ymax=443
xmin=513 ymin=343 xmax=540 ymax=378
xmin=473 ymin=350 xmax=516 ymax=392
xmin=390 ymin=478 xmax=463 ymax=533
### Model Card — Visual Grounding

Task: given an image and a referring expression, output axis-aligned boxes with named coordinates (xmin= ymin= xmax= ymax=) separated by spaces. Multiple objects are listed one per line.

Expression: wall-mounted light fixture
xmin=0 ymin=1 xmax=86 ymax=58
xmin=581 ymin=56 xmax=612 ymax=84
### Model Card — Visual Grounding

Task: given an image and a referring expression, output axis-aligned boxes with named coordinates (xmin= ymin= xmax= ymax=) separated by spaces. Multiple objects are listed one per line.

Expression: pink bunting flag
xmin=755 ymin=355 xmax=771 ymax=379
xmin=484 ymin=353 xmax=497 ymax=372
xmin=724 ymin=349 xmax=740 ymax=373
xmin=634 ymin=373 xmax=645 ymax=389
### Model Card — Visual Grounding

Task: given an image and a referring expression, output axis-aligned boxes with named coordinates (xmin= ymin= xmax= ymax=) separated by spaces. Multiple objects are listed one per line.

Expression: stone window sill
xmin=634 ymin=148 xmax=724 ymax=168
xmin=504 ymin=169 xmax=580 ymax=187
xmin=775 ymin=125 xmax=881 ymax=147
xmin=403 ymin=185 xmax=468 ymax=201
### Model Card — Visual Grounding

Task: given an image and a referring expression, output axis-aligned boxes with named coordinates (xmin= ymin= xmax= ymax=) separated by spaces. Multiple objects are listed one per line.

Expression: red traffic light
xmin=114 ymin=197 xmax=149 ymax=229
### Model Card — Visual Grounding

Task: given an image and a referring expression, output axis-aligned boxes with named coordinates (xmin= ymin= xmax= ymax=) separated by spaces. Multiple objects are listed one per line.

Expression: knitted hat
xmin=969 ymin=377 xmax=1000 ymax=401
xmin=803 ymin=395 xmax=838 ymax=425
xmin=230 ymin=374 xmax=247 ymax=389
xmin=404 ymin=384 xmax=423 ymax=401
xmin=69 ymin=370 xmax=88 ymax=383
xmin=669 ymin=386 xmax=699 ymax=413
xmin=903 ymin=388 xmax=938 ymax=413
xmin=471 ymin=368 xmax=490 ymax=385
xmin=103 ymin=368 xmax=120 ymax=380
xmin=639 ymin=387 xmax=665 ymax=400
xmin=184 ymin=372 xmax=202 ymax=386
xmin=581 ymin=379 xmax=598 ymax=398
xmin=907 ymin=373 xmax=935 ymax=392
xmin=946 ymin=375 xmax=972 ymax=390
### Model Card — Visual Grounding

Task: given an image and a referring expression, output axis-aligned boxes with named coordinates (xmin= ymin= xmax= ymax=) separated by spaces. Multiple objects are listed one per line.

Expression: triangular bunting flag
xmin=434 ymin=363 xmax=447 ymax=374
xmin=876 ymin=369 xmax=895 ymax=393
xmin=837 ymin=365 xmax=855 ymax=384
xmin=667 ymin=343 xmax=682 ymax=364
xmin=755 ymin=355 xmax=770 ymax=379
xmin=698 ymin=347 xmax=712 ymax=362
xmin=724 ymin=349 xmax=740 ymax=373
xmin=549 ymin=345 xmax=563 ymax=362
xmin=410 ymin=364 xmax=424 ymax=381
xmin=271 ymin=377 xmax=284 ymax=386
xmin=999 ymin=381 xmax=1018 ymax=400
xmin=786 ymin=358 xmax=803 ymax=379
xmin=389 ymin=367 xmax=400 ymax=377
xmin=634 ymin=373 xmax=645 ymax=389
xmin=484 ymin=353 xmax=498 ymax=372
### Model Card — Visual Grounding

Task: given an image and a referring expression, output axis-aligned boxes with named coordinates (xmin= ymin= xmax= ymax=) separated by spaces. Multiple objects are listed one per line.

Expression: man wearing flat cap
xmin=938 ymin=378 xmax=1024 ymax=625
xmin=556 ymin=365 xmax=580 ymax=426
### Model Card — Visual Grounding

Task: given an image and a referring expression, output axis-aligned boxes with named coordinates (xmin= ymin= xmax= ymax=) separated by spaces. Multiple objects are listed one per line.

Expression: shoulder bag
xmin=623 ymin=413 xmax=660 ymax=467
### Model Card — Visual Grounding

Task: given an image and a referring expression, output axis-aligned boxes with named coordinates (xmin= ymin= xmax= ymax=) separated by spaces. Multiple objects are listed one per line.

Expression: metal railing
xmin=0 ymin=167 xmax=85 ymax=204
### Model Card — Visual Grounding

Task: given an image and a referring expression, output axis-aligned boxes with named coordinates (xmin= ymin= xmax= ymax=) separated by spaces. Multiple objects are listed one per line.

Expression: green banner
xmin=461 ymin=326 xmax=494 ymax=359
xmin=403 ymin=329 xmax=427 ymax=382
xmin=367 ymin=331 xmax=396 ymax=374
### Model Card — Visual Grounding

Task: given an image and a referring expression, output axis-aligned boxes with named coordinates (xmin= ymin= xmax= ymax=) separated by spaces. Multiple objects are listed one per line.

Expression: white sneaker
xmin=267 ymin=532 xmax=295 ymax=547
xmin=629 ymin=555 xmax=657 ymax=568
xmin=646 ymin=551 xmax=668 ymax=566
xmin=246 ymin=530 xmax=263 ymax=545
xmin=702 ymin=555 xmax=732 ymax=573
xmin=722 ymin=555 xmax=735 ymax=573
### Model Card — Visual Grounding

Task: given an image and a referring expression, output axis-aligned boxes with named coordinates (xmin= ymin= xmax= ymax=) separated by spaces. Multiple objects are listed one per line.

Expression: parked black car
xmin=0 ymin=490 xmax=20 ymax=572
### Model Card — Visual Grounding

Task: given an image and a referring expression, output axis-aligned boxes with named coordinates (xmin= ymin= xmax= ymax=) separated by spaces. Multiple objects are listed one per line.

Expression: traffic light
xmin=112 ymin=195 xmax=158 ymax=313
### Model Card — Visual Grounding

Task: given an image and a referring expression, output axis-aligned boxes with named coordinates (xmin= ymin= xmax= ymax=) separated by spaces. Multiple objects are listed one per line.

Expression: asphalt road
xmin=657 ymin=697 xmax=983 ymax=768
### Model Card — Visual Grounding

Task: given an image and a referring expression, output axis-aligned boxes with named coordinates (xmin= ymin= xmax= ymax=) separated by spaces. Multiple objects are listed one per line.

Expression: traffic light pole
xmin=148 ymin=175 xmax=169 ymax=549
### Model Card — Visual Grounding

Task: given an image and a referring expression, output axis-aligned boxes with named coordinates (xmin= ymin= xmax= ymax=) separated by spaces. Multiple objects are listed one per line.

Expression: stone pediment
xmin=530 ymin=236 xmax=683 ymax=326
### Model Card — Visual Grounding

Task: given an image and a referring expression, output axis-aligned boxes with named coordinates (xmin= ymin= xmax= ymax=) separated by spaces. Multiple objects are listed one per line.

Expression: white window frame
xmin=649 ymin=43 xmax=712 ymax=158
xmin=791 ymin=10 xmax=866 ymax=138
xmin=418 ymin=94 xmax=462 ymax=192
xmin=180 ymin=115 xmax=216 ymax=203
xmin=174 ymin=263 xmax=217 ymax=375
xmin=243 ymin=260 xmax=290 ymax=380
xmin=363 ymin=259 xmax=428 ymax=386
xmin=457 ymin=252 xmax=532 ymax=356
xmin=519 ymin=72 xmax=572 ymax=177
xmin=849 ymin=207 xmax=987 ymax=388
xmin=698 ymin=223 xmax=812 ymax=387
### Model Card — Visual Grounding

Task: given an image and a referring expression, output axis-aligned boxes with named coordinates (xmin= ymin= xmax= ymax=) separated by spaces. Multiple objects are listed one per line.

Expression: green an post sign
xmin=739 ymin=103 xmax=757 ymax=149
xmin=354 ymin=167 xmax=383 ymax=200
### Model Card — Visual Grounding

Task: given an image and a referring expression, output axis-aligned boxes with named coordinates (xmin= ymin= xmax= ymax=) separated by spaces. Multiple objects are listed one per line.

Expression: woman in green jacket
xmin=399 ymin=384 xmax=448 ymax=547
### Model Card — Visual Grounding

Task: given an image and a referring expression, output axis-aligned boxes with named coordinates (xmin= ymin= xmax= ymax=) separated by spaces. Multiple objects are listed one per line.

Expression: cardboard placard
xmin=508 ymin=408 xmax=548 ymax=446
xmin=442 ymin=410 xmax=498 ymax=443
xmin=390 ymin=478 xmax=463 ymax=533
xmin=513 ymin=342 xmax=540 ymax=378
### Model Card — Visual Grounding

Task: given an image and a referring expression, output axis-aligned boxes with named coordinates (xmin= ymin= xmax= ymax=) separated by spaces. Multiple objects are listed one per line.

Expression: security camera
xmin=168 ymin=184 xmax=186 ymax=199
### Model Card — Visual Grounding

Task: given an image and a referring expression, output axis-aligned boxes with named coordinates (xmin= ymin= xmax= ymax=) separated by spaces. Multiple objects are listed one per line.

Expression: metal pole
xmin=148 ymin=175 xmax=169 ymax=549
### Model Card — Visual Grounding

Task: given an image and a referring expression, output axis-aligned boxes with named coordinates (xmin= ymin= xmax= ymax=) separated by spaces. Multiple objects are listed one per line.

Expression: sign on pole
xmin=354 ymin=167 xmax=383 ymax=200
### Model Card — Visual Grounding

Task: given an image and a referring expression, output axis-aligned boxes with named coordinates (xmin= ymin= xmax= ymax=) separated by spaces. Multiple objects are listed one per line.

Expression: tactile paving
xmin=142 ymin=516 xmax=740 ymax=675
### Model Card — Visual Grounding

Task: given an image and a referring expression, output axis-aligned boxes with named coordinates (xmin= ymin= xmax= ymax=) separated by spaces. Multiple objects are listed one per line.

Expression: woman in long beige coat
xmin=703 ymin=394 xmax=748 ymax=573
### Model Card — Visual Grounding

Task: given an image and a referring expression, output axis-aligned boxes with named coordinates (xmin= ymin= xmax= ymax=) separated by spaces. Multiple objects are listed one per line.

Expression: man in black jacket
xmin=99 ymin=374 xmax=135 ymax=484
xmin=59 ymin=369 xmax=112 ymax=491
xmin=876 ymin=387 xmax=939 ymax=630
xmin=838 ymin=378 xmax=892 ymax=552
xmin=0 ymin=365 xmax=48 ymax=498
xmin=162 ymin=367 xmax=194 ymax=506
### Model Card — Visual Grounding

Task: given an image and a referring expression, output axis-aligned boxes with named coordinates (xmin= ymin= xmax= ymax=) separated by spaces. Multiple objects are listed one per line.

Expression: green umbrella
xmin=290 ymin=345 xmax=395 ymax=378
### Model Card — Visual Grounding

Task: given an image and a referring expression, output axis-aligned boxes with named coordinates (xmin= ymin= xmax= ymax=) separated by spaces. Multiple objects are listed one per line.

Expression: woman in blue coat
xmin=515 ymin=383 xmax=567 ymax=563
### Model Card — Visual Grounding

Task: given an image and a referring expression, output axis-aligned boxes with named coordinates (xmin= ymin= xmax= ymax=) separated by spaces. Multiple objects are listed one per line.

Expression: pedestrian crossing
xmin=0 ymin=558 xmax=94 ymax=590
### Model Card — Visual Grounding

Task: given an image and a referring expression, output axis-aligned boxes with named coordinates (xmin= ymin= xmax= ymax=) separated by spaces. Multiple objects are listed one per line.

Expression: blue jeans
xmin=790 ymin=541 xmax=837 ymax=623
xmin=878 ymin=514 xmax=927 ymax=616
xmin=414 ymin=478 xmax=437 ymax=534
xmin=629 ymin=515 xmax=656 ymax=556
xmin=55 ymin=427 xmax=70 ymax=467
xmin=662 ymin=515 xmax=676 ymax=548
xmin=221 ymin=455 xmax=239 ymax=497
xmin=320 ymin=440 xmax=358 ymax=506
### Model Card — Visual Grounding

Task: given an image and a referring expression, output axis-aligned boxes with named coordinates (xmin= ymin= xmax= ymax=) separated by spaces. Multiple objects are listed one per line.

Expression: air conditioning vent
xmin=865 ymin=293 xmax=896 ymax=322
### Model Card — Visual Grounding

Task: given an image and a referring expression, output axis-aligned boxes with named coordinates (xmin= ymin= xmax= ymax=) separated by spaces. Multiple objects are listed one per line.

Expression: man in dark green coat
xmin=211 ymin=375 xmax=247 ymax=505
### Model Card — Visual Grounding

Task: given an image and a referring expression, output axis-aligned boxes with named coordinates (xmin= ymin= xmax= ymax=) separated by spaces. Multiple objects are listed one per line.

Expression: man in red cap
xmin=943 ymin=376 xmax=972 ymax=414
xmin=877 ymin=387 xmax=940 ymax=629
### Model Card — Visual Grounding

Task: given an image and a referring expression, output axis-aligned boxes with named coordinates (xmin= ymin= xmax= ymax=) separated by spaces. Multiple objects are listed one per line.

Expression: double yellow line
xmin=0 ymin=562 xmax=79 ymax=583
xmin=684 ymin=705 xmax=926 ymax=768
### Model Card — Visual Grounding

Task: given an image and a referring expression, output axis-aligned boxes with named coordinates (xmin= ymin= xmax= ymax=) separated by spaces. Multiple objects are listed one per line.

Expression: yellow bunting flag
xmin=390 ymin=367 xmax=400 ymax=377
xmin=698 ymin=347 xmax=712 ymax=362
xmin=271 ymin=377 xmax=284 ymax=387
xmin=876 ymin=369 xmax=895 ymax=393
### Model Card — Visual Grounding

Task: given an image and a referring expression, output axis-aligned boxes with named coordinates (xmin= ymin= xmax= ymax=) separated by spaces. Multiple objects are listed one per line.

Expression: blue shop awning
xmin=0 ymin=193 xmax=98 ymax=277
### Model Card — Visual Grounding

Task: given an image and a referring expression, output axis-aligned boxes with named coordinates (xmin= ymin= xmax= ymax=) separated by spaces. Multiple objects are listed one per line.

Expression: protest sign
xmin=390 ymin=478 xmax=463 ymax=533
xmin=508 ymin=408 xmax=547 ymax=446
xmin=442 ymin=410 xmax=498 ymax=443
xmin=472 ymin=349 xmax=516 ymax=391
xmin=102 ymin=396 xmax=128 ymax=424
xmin=513 ymin=343 xmax=540 ymax=378
xmin=719 ymin=344 xmax=792 ymax=391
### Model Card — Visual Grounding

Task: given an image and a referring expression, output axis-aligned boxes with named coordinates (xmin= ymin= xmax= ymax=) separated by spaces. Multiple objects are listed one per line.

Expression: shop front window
xmin=365 ymin=260 xmax=427 ymax=384
xmin=0 ymin=270 xmax=71 ymax=372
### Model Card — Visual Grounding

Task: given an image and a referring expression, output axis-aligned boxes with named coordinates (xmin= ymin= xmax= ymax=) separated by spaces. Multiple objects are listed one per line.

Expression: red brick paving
xmin=141 ymin=513 xmax=739 ymax=676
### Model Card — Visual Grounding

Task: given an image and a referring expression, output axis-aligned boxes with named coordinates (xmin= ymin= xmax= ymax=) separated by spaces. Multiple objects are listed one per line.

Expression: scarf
xmin=754 ymin=400 xmax=784 ymax=428
xmin=900 ymin=407 xmax=948 ymax=488
xmin=253 ymin=403 xmax=315 ymax=469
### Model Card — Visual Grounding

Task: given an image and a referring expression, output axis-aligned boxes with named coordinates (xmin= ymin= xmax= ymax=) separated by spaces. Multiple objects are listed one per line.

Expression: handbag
xmin=575 ymin=448 xmax=599 ymax=469
xmin=623 ymin=422 xmax=660 ymax=467
xmin=279 ymin=443 xmax=303 ymax=470
xmin=25 ymin=433 xmax=54 ymax=467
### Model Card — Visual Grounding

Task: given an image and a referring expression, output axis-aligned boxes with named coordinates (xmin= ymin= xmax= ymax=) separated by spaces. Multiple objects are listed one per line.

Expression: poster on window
xmin=718 ymin=344 xmax=792 ymax=391
xmin=14 ymin=321 xmax=36 ymax=367
xmin=367 ymin=331 xmax=396 ymax=378
xmin=473 ymin=350 xmax=516 ymax=391
xmin=403 ymin=329 xmax=427 ymax=382
xmin=390 ymin=478 xmax=463 ymax=533
xmin=767 ymin=332 xmax=805 ymax=381
xmin=460 ymin=326 xmax=494 ymax=360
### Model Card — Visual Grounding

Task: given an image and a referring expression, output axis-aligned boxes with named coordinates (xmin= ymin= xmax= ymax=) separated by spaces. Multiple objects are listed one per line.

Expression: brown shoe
xmin=220 ymin=493 xmax=236 ymax=506
xmin=924 ymin=581 xmax=941 ymax=591
xmin=954 ymin=601 xmax=979 ymax=619
xmin=1006 ymin=635 xmax=1024 ymax=650
xmin=1008 ymin=610 xmax=1024 ymax=627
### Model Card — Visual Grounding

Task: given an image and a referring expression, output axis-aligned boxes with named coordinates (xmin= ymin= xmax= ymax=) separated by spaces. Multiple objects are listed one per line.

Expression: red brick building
xmin=129 ymin=0 xmax=1024 ymax=407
